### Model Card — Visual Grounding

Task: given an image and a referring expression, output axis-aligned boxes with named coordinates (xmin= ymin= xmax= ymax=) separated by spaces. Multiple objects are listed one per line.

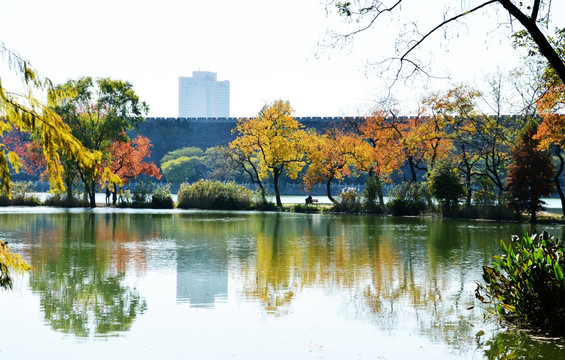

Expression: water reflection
xmin=1 ymin=210 xmax=565 ymax=357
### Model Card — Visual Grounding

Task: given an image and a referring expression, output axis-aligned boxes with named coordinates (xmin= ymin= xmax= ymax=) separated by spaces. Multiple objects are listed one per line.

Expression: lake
xmin=1 ymin=208 xmax=565 ymax=359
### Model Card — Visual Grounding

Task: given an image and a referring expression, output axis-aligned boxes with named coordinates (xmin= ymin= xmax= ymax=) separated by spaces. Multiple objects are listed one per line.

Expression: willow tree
xmin=230 ymin=100 xmax=308 ymax=207
xmin=0 ymin=42 xmax=100 ymax=287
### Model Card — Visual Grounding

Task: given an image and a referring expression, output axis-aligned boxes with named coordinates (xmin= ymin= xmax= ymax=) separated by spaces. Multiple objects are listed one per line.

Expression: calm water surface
xmin=1 ymin=208 xmax=565 ymax=359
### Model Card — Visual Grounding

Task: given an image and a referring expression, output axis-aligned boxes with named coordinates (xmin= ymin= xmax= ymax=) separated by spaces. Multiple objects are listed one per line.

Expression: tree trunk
xmin=553 ymin=147 xmax=565 ymax=217
xmin=273 ymin=168 xmax=282 ymax=207
xmin=88 ymin=181 xmax=96 ymax=208
xmin=326 ymin=179 xmax=336 ymax=204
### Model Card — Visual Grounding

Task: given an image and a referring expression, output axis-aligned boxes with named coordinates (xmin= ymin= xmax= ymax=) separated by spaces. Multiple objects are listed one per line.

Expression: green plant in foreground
xmin=476 ymin=231 xmax=565 ymax=335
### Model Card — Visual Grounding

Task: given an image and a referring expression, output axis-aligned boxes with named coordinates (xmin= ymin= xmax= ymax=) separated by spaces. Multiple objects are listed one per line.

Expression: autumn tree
xmin=0 ymin=42 xmax=100 ymax=287
xmin=230 ymin=100 xmax=308 ymax=207
xmin=304 ymin=127 xmax=353 ymax=203
xmin=345 ymin=111 xmax=404 ymax=206
xmin=333 ymin=1 xmax=565 ymax=85
xmin=110 ymin=135 xmax=161 ymax=184
xmin=507 ymin=120 xmax=555 ymax=222
xmin=52 ymin=76 xmax=148 ymax=207
xmin=0 ymin=42 xmax=100 ymax=197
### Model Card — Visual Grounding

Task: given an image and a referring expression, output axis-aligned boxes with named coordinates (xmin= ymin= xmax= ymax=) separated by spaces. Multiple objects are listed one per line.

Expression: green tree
xmin=161 ymin=156 xmax=203 ymax=184
xmin=428 ymin=162 xmax=465 ymax=215
xmin=160 ymin=146 xmax=204 ymax=165
xmin=52 ymin=77 xmax=149 ymax=207
xmin=506 ymin=120 xmax=555 ymax=222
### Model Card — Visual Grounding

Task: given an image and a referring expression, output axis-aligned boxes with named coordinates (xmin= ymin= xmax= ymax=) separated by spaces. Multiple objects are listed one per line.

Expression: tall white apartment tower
xmin=178 ymin=71 xmax=230 ymax=118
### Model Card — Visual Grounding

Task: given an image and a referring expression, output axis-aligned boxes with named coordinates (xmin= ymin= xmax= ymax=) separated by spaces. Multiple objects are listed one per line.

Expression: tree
xmin=0 ymin=42 xmax=100 ymax=197
xmin=52 ymin=76 xmax=149 ymax=207
xmin=428 ymin=162 xmax=465 ymax=215
xmin=109 ymin=135 xmax=161 ymax=184
xmin=218 ymin=145 xmax=268 ymax=203
xmin=304 ymin=127 xmax=353 ymax=203
xmin=507 ymin=120 xmax=555 ymax=222
xmin=1 ymin=43 xmax=100 ymax=288
xmin=1 ymin=239 xmax=31 ymax=290
xmin=161 ymin=156 xmax=201 ymax=184
xmin=334 ymin=1 xmax=565 ymax=85
xmin=345 ymin=111 xmax=404 ymax=206
xmin=230 ymin=100 xmax=308 ymax=207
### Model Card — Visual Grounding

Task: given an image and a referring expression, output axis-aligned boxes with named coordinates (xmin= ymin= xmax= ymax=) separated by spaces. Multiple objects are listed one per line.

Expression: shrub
xmin=0 ymin=181 xmax=41 ymax=206
xmin=291 ymin=204 xmax=321 ymax=213
xmin=43 ymin=193 xmax=88 ymax=207
xmin=476 ymin=231 xmax=565 ymax=335
xmin=151 ymin=184 xmax=174 ymax=209
xmin=386 ymin=181 xmax=428 ymax=216
xmin=177 ymin=180 xmax=254 ymax=210
xmin=131 ymin=181 xmax=154 ymax=208
xmin=332 ymin=187 xmax=361 ymax=213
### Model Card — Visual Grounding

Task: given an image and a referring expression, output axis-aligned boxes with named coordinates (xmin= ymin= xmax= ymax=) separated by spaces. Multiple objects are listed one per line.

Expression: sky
xmin=1 ymin=0 xmax=564 ymax=118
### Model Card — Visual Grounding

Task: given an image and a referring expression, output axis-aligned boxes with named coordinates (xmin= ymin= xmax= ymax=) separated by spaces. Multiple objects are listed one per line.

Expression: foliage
xmin=332 ymin=187 xmax=361 ymax=213
xmin=291 ymin=203 xmax=322 ymax=213
xmin=507 ymin=120 xmax=555 ymax=222
xmin=151 ymin=183 xmax=174 ymax=209
xmin=230 ymin=100 xmax=308 ymax=207
xmin=0 ymin=239 xmax=31 ymax=290
xmin=161 ymin=156 xmax=203 ymax=184
xmin=386 ymin=181 xmax=428 ymax=216
xmin=177 ymin=180 xmax=254 ymax=210
xmin=428 ymin=162 xmax=465 ymax=215
xmin=52 ymin=76 xmax=148 ymax=207
xmin=160 ymin=146 xmax=204 ymax=165
xmin=303 ymin=127 xmax=353 ymax=203
xmin=110 ymin=135 xmax=161 ymax=184
xmin=131 ymin=181 xmax=154 ymax=207
xmin=0 ymin=181 xmax=40 ymax=206
xmin=362 ymin=176 xmax=383 ymax=213
xmin=0 ymin=42 xmax=100 ymax=198
xmin=476 ymin=231 xmax=565 ymax=335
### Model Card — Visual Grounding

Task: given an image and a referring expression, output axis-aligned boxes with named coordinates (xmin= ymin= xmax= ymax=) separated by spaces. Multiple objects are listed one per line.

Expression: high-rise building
xmin=178 ymin=71 xmax=230 ymax=118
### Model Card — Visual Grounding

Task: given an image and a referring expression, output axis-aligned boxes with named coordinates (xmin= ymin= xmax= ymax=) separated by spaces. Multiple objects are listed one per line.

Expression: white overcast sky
xmin=1 ymin=0 xmax=563 ymax=118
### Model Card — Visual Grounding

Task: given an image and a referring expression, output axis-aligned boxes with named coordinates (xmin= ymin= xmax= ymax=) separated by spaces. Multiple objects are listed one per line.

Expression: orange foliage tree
xmin=304 ymin=127 xmax=353 ymax=203
xmin=346 ymin=111 xmax=404 ymax=206
xmin=109 ymin=135 xmax=161 ymax=184
xmin=535 ymin=83 xmax=565 ymax=215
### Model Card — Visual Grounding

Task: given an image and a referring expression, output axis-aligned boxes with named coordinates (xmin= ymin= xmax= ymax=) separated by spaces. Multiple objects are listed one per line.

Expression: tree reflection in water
xmin=28 ymin=213 xmax=147 ymax=337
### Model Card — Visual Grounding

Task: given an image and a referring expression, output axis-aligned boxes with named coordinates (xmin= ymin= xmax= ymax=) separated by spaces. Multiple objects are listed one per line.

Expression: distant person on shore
xmin=112 ymin=186 xmax=117 ymax=206
xmin=105 ymin=186 xmax=111 ymax=206
xmin=125 ymin=187 xmax=131 ymax=203
xmin=119 ymin=187 xmax=124 ymax=203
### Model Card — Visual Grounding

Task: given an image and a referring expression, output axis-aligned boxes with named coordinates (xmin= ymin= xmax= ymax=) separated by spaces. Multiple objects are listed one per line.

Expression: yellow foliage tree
xmin=0 ymin=240 xmax=31 ymax=289
xmin=304 ymin=127 xmax=354 ymax=203
xmin=230 ymin=100 xmax=308 ymax=207
xmin=0 ymin=42 xmax=101 ymax=196
xmin=0 ymin=42 xmax=100 ymax=287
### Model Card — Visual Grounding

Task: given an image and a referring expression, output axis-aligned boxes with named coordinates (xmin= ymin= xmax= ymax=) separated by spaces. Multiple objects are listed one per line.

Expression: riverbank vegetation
xmin=476 ymin=231 xmax=565 ymax=335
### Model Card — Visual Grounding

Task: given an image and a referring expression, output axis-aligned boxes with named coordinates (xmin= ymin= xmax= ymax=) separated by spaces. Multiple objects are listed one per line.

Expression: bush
xmin=386 ymin=182 xmax=428 ymax=216
xmin=291 ymin=204 xmax=321 ymax=213
xmin=332 ymin=187 xmax=361 ymax=213
xmin=130 ymin=181 xmax=154 ymax=208
xmin=151 ymin=184 xmax=174 ymax=209
xmin=476 ymin=231 xmax=565 ymax=335
xmin=0 ymin=181 xmax=41 ymax=206
xmin=177 ymin=180 xmax=254 ymax=210
xmin=43 ymin=193 xmax=88 ymax=207
xmin=362 ymin=177 xmax=384 ymax=214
